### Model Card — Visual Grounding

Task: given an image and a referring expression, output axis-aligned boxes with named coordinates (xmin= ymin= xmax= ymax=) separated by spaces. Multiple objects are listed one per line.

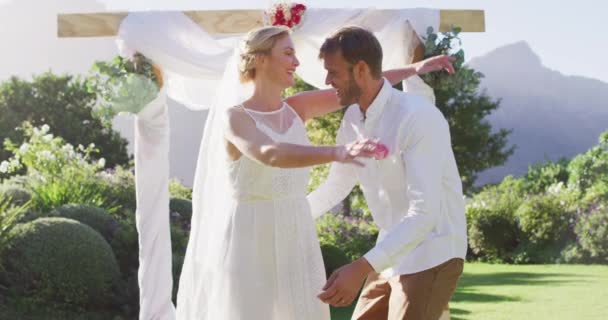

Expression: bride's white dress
xmin=176 ymin=103 xmax=330 ymax=320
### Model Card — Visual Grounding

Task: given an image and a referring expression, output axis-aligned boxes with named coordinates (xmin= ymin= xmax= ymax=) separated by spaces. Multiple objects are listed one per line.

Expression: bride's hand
xmin=335 ymin=139 xmax=387 ymax=166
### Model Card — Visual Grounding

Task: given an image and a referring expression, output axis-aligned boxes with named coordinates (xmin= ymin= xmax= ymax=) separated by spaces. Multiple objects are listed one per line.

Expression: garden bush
xmin=522 ymin=159 xmax=569 ymax=194
xmin=320 ymin=243 xmax=351 ymax=277
xmin=316 ymin=213 xmax=378 ymax=262
xmin=0 ymin=184 xmax=32 ymax=206
xmin=170 ymin=198 xmax=193 ymax=222
xmin=2 ymin=217 xmax=120 ymax=308
xmin=515 ymin=192 xmax=575 ymax=246
xmin=465 ymin=176 xmax=524 ymax=262
xmin=49 ymin=204 xmax=119 ymax=242
xmin=575 ymin=203 xmax=608 ymax=262
xmin=567 ymin=131 xmax=608 ymax=192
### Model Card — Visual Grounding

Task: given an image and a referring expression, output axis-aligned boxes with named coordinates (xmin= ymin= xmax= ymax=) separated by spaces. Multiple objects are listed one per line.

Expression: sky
xmin=96 ymin=0 xmax=608 ymax=82
xmin=0 ymin=0 xmax=605 ymax=82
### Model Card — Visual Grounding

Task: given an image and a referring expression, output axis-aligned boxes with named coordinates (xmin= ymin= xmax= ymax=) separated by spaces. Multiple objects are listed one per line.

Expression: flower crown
xmin=265 ymin=2 xmax=307 ymax=29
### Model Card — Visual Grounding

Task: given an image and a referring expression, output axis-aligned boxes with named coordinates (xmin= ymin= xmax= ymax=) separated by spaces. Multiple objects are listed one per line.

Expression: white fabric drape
xmin=120 ymin=8 xmax=440 ymax=320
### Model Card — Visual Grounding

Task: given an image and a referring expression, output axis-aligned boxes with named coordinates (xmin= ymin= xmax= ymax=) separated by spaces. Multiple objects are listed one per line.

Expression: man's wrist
xmin=354 ymin=257 xmax=374 ymax=275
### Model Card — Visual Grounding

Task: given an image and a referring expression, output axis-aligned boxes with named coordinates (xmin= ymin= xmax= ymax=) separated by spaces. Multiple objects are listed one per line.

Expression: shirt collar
xmin=359 ymin=77 xmax=392 ymax=124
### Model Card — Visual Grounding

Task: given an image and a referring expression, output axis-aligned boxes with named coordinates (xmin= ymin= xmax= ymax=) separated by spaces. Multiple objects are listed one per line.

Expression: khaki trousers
xmin=351 ymin=258 xmax=463 ymax=320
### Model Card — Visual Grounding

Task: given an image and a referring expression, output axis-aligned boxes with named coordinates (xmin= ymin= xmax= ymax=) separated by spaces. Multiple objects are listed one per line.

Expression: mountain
xmin=469 ymin=41 xmax=608 ymax=185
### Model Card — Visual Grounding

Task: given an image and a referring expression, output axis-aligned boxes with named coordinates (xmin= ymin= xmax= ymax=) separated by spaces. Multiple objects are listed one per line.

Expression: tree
xmin=419 ymin=27 xmax=514 ymax=191
xmin=0 ymin=72 xmax=130 ymax=169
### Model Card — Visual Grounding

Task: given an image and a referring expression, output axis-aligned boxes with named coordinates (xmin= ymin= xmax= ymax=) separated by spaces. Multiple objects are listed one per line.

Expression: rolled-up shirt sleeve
xmin=364 ymin=107 xmax=447 ymax=272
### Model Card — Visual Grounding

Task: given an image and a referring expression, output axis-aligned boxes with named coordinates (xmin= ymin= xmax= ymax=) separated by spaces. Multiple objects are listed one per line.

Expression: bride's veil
xmin=175 ymin=50 xmax=254 ymax=317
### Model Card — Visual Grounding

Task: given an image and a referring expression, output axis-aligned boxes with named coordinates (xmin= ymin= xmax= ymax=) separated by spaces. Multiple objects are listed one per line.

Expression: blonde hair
xmin=239 ymin=26 xmax=291 ymax=83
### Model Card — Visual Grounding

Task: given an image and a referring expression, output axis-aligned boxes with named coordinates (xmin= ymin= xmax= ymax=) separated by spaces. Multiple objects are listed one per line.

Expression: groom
xmin=308 ymin=26 xmax=467 ymax=320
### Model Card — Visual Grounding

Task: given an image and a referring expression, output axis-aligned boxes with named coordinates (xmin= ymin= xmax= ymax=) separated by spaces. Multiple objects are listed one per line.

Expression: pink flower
xmin=374 ymin=144 xmax=389 ymax=160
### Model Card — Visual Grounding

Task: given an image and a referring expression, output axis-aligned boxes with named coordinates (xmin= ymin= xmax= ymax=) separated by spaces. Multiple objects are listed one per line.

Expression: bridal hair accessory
xmin=265 ymin=2 xmax=307 ymax=29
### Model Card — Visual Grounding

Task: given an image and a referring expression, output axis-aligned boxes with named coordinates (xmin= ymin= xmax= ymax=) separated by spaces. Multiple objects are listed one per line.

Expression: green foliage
xmin=0 ymin=184 xmax=32 ymax=206
xmin=48 ymin=204 xmax=119 ymax=242
xmin=88 ymin=54 xmax=160 ymax=127
xmin=513 ymin=190 xmax=576 ymax=263
xmin=170 ymin=198 xmax=193 ymax=222
xmin=522 ymin=159 xmax=570 ymax=194
xmin=98 ymin=166 xmax=137 ymax=214
xmin=466 ymin=131 xmax=608 ymax=264
xmin=0 ymin=72 xmax=129 ymax=169
xmin=465 ymin=176 xmax=524 ymax=262
xmin=575 ymin=203 xmax=608 ymax=262
xmin=320 ymin=243 xmax=351 ymax=276
xmin=582 ymin=180 xmax=608 ymax=207
xmin=106 ymin=215 xmax=139 ymax=316
xmin=0 ymin=196 xmax=29 ymax=254
xmin=1 ymin=217 xmax=120 ymax=308
xmin=169 ymin=179 xmax=192 ymax=200
xmin=567 ymin=132 xmax=608 ymax=192
xmin=316 ymin=213 xmax=378 ymax=261
xmin=421 ymin=27 xmax=514 ymax=192
xmin=2 ymin=123 xmax=123 ymax=214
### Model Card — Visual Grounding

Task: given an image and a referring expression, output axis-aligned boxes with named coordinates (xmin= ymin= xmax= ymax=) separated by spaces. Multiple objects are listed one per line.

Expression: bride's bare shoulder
xmin=225 ymin=105 xmax=255 ymax=130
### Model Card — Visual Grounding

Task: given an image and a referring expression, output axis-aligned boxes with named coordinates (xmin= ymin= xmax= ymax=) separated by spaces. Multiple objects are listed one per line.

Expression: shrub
xmin=2 ymin=123 xmax=118 ymax=214
xmin=169 ymin=179 xmax=192 ymax=200
xmin=320 ymin=243 xmax=351 ymax=277
xmin=98 ymin=167 xmax=137 ymax=213
xmin=467 ymin=206 xmax=520 ymax=262
xmin=567 ymin=132 xmax=608 ymax=192
xmin=0 ymin=196 xmax=29 ymax=253
xmin=2 ymin=217 xmax=120 ymax=308
xmin=581 ymin=181 xmax=608 ymax=208
xmin=513 ymin=189 xmax=576 ymax=263
xmin=515 ymin=192 xmax=575 ymax=246
xmin=170 ymin=198 xmax=192 ymax=222
xmin=523 ymin=159 xmax=569 ymax=194
xmin=575 ymin=204 xmax=608 ymax=262
xmin=465 ymin=176 xmax=524 ymax=262
xmin=0 ymin=185 xmax=32 ymax=206
xmin=559 ymin=242 xmax=589 ymax=264
xmin=49 ymin=204 xmax=119 ymax=242
xmin=316 ymin=213 xmax=378 ymax=261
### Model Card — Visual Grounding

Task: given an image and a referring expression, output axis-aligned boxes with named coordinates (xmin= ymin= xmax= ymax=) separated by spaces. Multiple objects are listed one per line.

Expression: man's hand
xmin=317 ymin=258 xmax=374 ymax=307
xmin=336 ymin=139 xmax=382 ymax=166
xmin=414 ymin=54 xmax=456 ymax=75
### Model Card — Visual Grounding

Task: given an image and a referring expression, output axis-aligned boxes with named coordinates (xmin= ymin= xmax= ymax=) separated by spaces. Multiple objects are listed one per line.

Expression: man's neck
xmin=358 ymin=78 xmax=384 ymax=118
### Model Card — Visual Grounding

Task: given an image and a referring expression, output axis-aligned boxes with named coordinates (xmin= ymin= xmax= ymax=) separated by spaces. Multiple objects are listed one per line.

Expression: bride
xmin=174 ymin=25 xmax=454 ymax=319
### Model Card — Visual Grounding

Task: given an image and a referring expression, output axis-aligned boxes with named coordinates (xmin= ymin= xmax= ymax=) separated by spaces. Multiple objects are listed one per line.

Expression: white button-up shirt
xmin=307 ymin=78 xmax=467 ymax=276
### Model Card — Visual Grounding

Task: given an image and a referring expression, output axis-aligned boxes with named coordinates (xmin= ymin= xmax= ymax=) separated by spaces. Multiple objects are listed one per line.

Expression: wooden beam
xmin=58 ymin=9 xmax=484 ymax=38
xmin=439 ymin=9 xmax=485 ymax=32
xmin=57 ymin=10 xmax=264 ymax=38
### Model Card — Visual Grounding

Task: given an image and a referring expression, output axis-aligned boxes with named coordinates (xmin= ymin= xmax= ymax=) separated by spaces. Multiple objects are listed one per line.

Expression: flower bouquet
xmin=88 ymin=52 xmax=162 ymax=127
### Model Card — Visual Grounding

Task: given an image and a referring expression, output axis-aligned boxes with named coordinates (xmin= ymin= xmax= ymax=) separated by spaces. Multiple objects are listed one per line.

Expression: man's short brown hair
xmin=319 ymin=26 xmax=383 ymax=78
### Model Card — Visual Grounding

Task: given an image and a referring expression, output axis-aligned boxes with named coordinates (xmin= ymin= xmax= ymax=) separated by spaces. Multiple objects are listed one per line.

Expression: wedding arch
xmin=58 ymin=3 xmax=484 ymax=320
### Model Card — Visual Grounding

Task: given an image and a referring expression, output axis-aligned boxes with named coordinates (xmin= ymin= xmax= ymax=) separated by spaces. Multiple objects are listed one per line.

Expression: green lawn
xmin=331 ymin=263 xmax=608 ymax=320
xmin=2 ymin=263 xmax=606 ymax=319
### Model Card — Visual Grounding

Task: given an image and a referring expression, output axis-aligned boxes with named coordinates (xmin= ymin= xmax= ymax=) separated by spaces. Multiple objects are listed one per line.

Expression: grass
xmin=2 ymin=263 xmax=606 ymax=319
xmin=331 ymin=263 xmax=608 ymax=320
